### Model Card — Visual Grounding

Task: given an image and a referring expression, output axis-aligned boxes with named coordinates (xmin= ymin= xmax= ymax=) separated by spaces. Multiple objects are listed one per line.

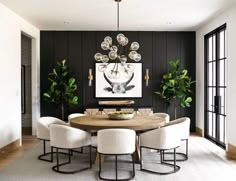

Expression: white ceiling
xmin=0 ymin=0 xmax=235 ymax=31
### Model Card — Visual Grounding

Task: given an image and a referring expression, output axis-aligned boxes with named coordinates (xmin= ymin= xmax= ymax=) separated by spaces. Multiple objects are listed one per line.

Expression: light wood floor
xmin=0 ymin=136 xmax=39 ymax=170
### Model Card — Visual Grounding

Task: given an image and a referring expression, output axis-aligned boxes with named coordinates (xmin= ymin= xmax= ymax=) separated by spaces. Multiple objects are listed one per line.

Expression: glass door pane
xmin=205 ymin=24 xmax=226 ymax=149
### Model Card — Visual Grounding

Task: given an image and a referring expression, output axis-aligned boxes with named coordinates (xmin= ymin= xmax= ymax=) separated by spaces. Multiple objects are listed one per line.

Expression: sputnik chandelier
xmin=94 ymin=0 xmax=141 ymax=79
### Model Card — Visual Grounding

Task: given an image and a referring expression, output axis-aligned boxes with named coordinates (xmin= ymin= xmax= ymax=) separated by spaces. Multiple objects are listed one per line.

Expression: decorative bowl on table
xmin=108 ymin=111 xmax=135 ymax=120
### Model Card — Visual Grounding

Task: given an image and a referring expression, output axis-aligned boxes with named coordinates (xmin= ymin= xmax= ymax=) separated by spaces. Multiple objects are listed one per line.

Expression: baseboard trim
xmin=196 ymin=127 xmax=203 ymax=137
xmin=0 ymin=139 xmax=20 ymax=158
xmin=227 ymin=143 xmax=236 ymax=160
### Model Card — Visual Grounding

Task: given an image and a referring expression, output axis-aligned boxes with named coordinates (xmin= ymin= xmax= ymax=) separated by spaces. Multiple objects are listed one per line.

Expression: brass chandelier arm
xmin=94 ymin=0 xmax=141 ymax=80
xmin=117 ymin=0 xmax=119 ymax=31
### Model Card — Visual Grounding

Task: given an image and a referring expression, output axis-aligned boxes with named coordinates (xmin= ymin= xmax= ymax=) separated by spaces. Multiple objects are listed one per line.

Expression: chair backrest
xmin=102 ymin=109 xmax=117 ymax=115
xmin=68 ymin=113 xmax=85 ymax=123
xmin=84 ymin=108 xmax=102 ymax=115
xmin=153 ymin=113 xmax=170 ymax=123
xmin=164 ymin=117 xmax=190 ymax=139
xmin=140 ymin=123 xmax=182 ymax=150
xmin=36 ymin=117 xmax=67 ymax=140
xmin=98 ymin=129 xmax=136 ymax=154
xmin=50 ymin=124 xmax=91 ymax=149
xmin=136 ymin=108 xmax=153 ymax=116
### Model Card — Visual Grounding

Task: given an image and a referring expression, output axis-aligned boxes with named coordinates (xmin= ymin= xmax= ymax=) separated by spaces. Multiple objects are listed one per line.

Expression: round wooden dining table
xmin=70 ymin=114 xmax=165 ymax=131
xmin=70 ymin=114 xmax=166 ymax=163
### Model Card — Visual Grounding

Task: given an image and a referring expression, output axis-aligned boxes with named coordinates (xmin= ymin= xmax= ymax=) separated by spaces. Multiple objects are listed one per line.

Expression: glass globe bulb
xmin=134 ymin=53 xmax=141 ymax=62
xmin=116 ymin=33 xmax=125 ymax=41
xmin=101 ymin=41 xmax=110 ymax=50
xmin=94 ymin=53 xmax=103 ymax=61
xmin=108 ymin=51 xmax=117 ymax=60
xmin=120 ymin=55 xmax=127 ymax=65
xmin=119 ymin=36 xmax=126 ymax=46
xmin=102 ymin=55 xmax=109 ymax=63
xmin=98 ymin=64 xmax=108 ymax=72
xmin=130 ymin=42 xmax=139 ymax=50
xmin=128 ymin=51 xmax=137 ymax=60
xmin=124 ymin=37 xmax=129 ymax=46
xmin=104 ymin=36 xmax=112 ymax=45
xmin=110 ymin=45 xmax=118 ymax=52
xmin=117 ymin=34 xmax=126 ymax=46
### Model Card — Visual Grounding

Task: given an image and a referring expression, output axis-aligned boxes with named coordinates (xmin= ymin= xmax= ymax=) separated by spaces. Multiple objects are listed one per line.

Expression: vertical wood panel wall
xmin=40 ymin=31 xmax=196 ymax=131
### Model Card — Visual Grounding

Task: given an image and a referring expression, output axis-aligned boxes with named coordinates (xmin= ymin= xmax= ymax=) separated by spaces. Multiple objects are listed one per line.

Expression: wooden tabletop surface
xmin=70 ymin=115 xmax=165 ymax=131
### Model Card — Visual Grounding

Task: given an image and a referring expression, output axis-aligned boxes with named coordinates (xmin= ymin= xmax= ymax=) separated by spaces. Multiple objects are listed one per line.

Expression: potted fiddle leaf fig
xmin=155 ymin=59 xmax=195 ymax=119
xmin=43 ymin=59 xmax=78 ymax=121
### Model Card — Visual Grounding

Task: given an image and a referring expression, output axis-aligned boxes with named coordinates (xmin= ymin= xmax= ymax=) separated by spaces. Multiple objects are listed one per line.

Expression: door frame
xmin=20 ymin=30 xmax=40 ymax=143
xmin=204 ymin=23 xmax=227 ymax=149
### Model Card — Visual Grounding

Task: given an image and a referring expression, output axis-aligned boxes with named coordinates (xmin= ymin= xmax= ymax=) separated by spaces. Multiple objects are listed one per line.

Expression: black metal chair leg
xmin=163 ymin=139 xmax=189 ymax=162
xmin=51 ymin=146 xmax=53 ymax=162
xmin=132 ymin=154 xmax=135 ymax=178
xmin=99 ymin=153 xmax=135 ymax=181
xmin=115 ymin=155 xmax=118 ymax=180
xmin=140 ymin=147 xmax=143 ymax=170
xmin=56 ymin=148 xmax=59 ymax=171
xmin=160 ymin=150 xmax=163 ymax=164
xmin=68 ymin=149 xmax=71 ymax=163
xmin=140 ymin=147 xmax=180 ymax=175
xmin=186 ymin=139 xmax=188 ymax=158
xmin=89 ymin=145 xmax=92 ymax=168
xmin=38 ymin=140 xmax=69 ymax=162
xmin=43 ymin=140 xmax=46 ymax=154
xmin=52 ymin=146 xmax=92 ymax=174
xmin=174 ymin=148 xmax=176 ymax=171
xmin=38 ymin=140 xmax=53 ymax=162
xmin=99 ymin=153 xmax=102 ymax=178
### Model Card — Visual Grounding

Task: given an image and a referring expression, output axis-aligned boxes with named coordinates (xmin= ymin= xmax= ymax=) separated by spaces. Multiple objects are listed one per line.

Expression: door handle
xmin=214 ymin=96 xmax=221 ymax=114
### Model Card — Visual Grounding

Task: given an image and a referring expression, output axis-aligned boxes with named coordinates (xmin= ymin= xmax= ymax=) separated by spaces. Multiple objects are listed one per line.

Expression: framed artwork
xmin=95 ymin=63 xmax=142 ymax=98
xmin=21 ymin=65 xmax=25 ymax=114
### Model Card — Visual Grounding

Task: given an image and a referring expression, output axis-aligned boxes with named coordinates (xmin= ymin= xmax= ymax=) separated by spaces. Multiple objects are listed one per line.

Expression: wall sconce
xmin=88 ymin=69 xmax=93 ymax=87
xmin=144 ymin=69 xmax=149 ymax=87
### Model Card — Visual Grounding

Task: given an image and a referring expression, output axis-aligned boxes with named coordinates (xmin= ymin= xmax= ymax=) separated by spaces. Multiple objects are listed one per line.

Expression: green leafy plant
xmin=43 ymin=59 xmax=78 ymax=121
xmin=155 ymin=59 xmax=195 ymax=119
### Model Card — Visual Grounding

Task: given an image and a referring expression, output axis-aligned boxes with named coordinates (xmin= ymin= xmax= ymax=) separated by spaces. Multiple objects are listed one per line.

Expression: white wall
xmin=196 ymin=5 xmax=236 ymax=147
xmin=0 ymin=3 xmax=40 ymax=148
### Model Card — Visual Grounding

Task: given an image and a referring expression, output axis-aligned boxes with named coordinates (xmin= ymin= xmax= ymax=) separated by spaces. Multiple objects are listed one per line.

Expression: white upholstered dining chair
xmin=97 ymin=129 xmax=136 ymax=181
xmin=50 ymin=124 xmax=92 ymax=174
xmin=68 ymin=113 xmax=97 ymax=149
xmin=153 ymin=112 xmax=170 ymax=123
xmin=36 ymin=117 xmax=68 ymax=162
xmin=163 ymin=117 xmax=191 ymax=161
xmin=140 ymin=123 xmax=182 ymax=175
xmin=68 ymin=113 xmax=85 ymax=124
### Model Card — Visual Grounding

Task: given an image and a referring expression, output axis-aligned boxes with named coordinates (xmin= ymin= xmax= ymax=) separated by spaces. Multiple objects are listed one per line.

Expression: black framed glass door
xmin=204 ymin=24 xmax=226 ymax=148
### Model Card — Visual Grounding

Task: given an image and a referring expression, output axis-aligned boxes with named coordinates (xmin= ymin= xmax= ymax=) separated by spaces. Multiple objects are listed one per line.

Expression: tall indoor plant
xmin=155 ymin=59 xmax=195 ymax=119
xmin=43 ymin=59 xmax=78 ymax=121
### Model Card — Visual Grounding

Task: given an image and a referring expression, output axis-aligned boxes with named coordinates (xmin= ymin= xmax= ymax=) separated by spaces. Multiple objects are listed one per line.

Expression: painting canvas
xmin=95 ymin=63 xmax=142 ymax=98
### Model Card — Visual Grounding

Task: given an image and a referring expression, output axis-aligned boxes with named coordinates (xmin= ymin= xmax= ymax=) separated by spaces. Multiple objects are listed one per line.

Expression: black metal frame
xmin=95 ymin=62 xmax=143 ymax=99
xmin=38 ymin=139 xmax=70 ymax=162
xmin=163 ymin=139 xmax=188 ymax=162
xmin=52 ymin=145 xmax=92 ymax=174
xmin=21 ymin=65 xmax=25 ymax=114
xmin=98 ymin=152 xmax=135 ymax=181
xmin=140 ymin=146 xmax=180 ymax=175
xmin=204 ymin=23 xmax=226 ymax=149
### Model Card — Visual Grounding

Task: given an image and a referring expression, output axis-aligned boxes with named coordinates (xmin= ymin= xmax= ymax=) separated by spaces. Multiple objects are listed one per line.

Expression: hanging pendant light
xmin=94 ymin=0 xmax=141 ymax=79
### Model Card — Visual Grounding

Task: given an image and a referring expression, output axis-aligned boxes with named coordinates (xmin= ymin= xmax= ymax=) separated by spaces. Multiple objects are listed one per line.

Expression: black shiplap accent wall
xmin=40 ymin=31 xmax=196 ymax=131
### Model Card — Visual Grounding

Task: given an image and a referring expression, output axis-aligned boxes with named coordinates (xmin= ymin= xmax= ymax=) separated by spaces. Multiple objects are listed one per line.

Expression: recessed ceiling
xmin=0 ymin=0 xmax=235 ymax=31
